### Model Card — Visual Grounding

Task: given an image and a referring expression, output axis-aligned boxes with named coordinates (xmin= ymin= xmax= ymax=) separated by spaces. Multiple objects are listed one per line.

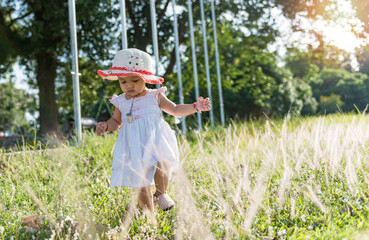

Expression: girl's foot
xmin=153 ymin=193 xmax=175 ymax=211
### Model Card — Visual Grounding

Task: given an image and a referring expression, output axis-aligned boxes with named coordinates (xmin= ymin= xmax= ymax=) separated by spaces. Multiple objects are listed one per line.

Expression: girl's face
xmin=118 ymin=75 xmax=147 ymax=99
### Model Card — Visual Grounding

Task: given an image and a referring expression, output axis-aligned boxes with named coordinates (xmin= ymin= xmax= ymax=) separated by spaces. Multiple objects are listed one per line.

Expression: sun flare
xmin=321 ymin=0 xmax=367 ymax=53
xmin=323 ymin=25 xmax=362 ymax=52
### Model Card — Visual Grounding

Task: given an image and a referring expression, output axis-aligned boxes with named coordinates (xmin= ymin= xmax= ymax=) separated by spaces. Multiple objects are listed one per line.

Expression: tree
xmin=284 ymin=48 xmax=320 ymax=114
xmin=0 ymin=0 xmax=119 ymax=136
xmin=357 ymin=47 xmax=369 ymax=76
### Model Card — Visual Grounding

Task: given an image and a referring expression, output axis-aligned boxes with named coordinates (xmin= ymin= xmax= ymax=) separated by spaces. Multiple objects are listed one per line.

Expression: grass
xmin=1 ymin=114 xmax=369 ymax=239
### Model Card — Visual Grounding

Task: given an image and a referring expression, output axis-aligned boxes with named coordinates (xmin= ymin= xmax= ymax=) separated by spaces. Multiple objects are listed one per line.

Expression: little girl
xmin=96 ymin=48 xmax=211 ymax=211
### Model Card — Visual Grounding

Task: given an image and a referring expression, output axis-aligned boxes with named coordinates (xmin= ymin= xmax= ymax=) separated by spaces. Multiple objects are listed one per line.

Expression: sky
xmin=12 ymin=64 xmax=29 ymax=90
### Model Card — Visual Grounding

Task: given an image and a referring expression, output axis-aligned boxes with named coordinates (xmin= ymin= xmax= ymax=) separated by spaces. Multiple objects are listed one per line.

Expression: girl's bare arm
xmin=158 ymin=93 xmax=211 ymax=117
xmin=96 ymin=108 xmax=122 ymax=135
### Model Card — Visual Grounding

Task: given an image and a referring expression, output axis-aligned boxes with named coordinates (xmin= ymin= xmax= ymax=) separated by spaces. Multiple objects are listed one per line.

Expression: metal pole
xmin=68 ymin=0 xmax=82 ymax=142
xmin=172 ymin=0 xmax=186 ymax=133
xmin=119 ymin=0 xmax=128 ymax=49
xmin=211 ymin=0 xmax=225 ymax=126
xmin=187 ymin=0 xmax=202 ymax=130
xmin=150 ymin=0 xmax=160 ymax=89
xmin=200 ymin=0 xmax=214 ymax=128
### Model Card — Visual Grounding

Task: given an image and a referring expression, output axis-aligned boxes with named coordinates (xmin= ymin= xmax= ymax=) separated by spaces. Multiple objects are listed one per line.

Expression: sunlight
xmin=294 ymin=0 xmax=368 ymax=53
xmin=321 ymin=0 xmax=367 ymax=53
xmin=323 ymin=25 xmax=362 ymax=53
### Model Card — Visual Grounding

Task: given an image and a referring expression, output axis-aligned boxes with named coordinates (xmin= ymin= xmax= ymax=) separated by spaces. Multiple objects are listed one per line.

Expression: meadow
xmin=1 ymin=114 xmax=369 ymax=239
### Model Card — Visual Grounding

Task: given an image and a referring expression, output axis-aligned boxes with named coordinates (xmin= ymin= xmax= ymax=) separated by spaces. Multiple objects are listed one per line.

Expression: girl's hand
xmin=196 ymin=97 xmax=211 ymax=112
xmin=96 ymin=122 xmax=107 ymax=135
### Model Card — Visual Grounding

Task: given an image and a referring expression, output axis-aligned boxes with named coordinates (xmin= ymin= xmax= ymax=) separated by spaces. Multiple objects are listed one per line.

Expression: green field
xmin=1 ymin=114 xmax=369 ymax=239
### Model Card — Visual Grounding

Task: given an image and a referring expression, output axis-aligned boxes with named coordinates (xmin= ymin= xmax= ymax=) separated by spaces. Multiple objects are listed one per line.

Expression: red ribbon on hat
xmin=110 ymin=67 xmax=155 ymax=76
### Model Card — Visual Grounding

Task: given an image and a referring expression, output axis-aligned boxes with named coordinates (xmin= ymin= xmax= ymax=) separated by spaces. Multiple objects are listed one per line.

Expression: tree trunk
xmin=36 ymin=53 xmax=59 ymax=137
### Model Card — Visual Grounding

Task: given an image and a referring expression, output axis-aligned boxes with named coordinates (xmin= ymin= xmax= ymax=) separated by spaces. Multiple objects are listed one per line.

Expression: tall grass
xmin=1 ymin=114 xmax=369 ymax=239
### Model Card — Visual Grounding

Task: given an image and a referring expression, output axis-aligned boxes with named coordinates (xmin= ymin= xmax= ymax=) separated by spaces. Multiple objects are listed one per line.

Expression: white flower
xmin=277 ymin=229 xmax=287 ymax=236
xmin=0 ymin=226 xmax=4 ymax=232
xmin=65 ymin=216 xmax=73 ymax=222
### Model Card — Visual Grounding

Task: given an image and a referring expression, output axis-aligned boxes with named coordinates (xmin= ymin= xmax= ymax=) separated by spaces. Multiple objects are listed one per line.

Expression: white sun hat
xmin=97 ymin=48 xmax=164 ymax=84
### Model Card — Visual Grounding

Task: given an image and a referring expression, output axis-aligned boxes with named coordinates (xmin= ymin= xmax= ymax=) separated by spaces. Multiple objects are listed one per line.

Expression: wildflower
xmin=50 ymin=230 xmax=56 ymax=238
xmin=73 ymin=232 xmax=79 ymax=240
xmin=0 ymin=226 xmax=4 ymax=232
xmin=65 ymin=216 xmax=73 ymax=223
xmin=277 ymin=229 xmax=287 ymax=236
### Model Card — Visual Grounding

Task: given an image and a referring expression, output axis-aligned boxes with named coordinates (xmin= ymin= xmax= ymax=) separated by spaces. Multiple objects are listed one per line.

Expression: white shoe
xmin=154 ymin=193 xmax=175 ymax=211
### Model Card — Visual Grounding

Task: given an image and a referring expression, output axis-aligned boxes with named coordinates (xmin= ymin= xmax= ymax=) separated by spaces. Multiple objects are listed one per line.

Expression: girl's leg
xmin=138 ymin=186 xmax=154 ymax=211
xmin=153 ymin=162 xmax=175 ymax=210
xmin=154 ymin=162 xmax=169 ymax=196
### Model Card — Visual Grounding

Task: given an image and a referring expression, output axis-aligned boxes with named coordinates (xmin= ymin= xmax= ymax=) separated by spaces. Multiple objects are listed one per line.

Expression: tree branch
xmin=10 ymin=11 xmax=32 ymax=25
xmin=144 ymin=3 xmax=152 ymax=49
xmin=157 ymin=0 xmax=170 ymax=24
xmin=126 ymin=0 xmax=139 ymax=30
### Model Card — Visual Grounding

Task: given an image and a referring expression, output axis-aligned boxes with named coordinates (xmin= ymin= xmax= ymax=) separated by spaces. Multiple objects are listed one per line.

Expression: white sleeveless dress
xmin=109 ymin=87 xmax=179 ymax=188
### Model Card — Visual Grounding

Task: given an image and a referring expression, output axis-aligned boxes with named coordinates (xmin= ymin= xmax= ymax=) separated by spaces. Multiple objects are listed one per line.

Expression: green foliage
xmin=0 ymin=79 xmax=36 ymax=132
xmin=285 ymin=49 xmax=321 ymax=115
xmin=285 ymin=48 xmax=320 ymax=82
xmin=313 ymin=68 xmax=369 ymax=113
xmin=56 ymin=59 xmax=117 ymax=124
xmin=319 ymin=93 xmax=344 ymax=114
xmin=358 ymin=47 xmax=369 ymax=76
